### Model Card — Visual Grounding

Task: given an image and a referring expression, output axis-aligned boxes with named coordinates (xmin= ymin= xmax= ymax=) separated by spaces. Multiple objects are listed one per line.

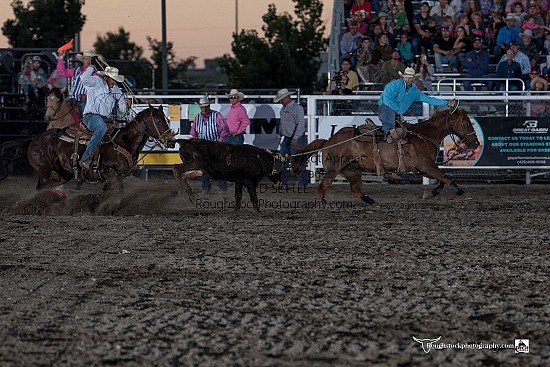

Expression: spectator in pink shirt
xmin=224 ymin=89 xmax=250 ymax=145
xmin=57 ymin=49 xmax=95 ymax=113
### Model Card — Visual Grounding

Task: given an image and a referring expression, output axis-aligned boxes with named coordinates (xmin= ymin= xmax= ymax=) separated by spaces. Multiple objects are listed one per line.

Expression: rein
xmin=45 ymin=95 xmax=73 ymax=122
xmin=112 ymin=108 xmax=175 ymax=174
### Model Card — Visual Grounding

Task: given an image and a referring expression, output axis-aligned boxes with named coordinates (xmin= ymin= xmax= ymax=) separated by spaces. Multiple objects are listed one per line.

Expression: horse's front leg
xmin=418 ymin=164 xmax=464 ymax=198
xmin=448 ymin=182 xmax=465 ymax=196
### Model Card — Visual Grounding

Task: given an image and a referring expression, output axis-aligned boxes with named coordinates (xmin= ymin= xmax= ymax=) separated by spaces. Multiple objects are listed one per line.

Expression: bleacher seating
xmin=333 ymin=0 xmax=549 ymax=92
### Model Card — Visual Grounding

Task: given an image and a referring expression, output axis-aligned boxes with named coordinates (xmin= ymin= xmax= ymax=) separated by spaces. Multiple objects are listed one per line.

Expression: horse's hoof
xmin=422 ymin=190 xmax=432 ymax=200
xmin=361 ymin=195 xmax=376 ymax=204
xmin=321 ymin=197 xmax=327 ymax=206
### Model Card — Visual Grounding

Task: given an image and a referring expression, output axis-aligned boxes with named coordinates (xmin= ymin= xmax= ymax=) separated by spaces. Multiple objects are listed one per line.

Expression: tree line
xmin=2 ymin=0 xmax=327 ymax=92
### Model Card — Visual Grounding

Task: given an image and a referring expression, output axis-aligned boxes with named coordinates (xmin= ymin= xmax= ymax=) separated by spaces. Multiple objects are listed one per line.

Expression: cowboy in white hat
xmin=518 ymin=29 xmax=540 ymax=66
xmin=56 ymin=49 xmax=97 ymax=113
xmin=79 ymin=65 xmax=130 ymax=169
xmin=495 ymin=13 xmax=521 ymax=58
xmin=190 ymin=95 xmax=229 ymax=194
xmin=224 ymin=89 xmax=250 ymax=144
xmin=274 ymin=88 xmax=308 ymax=189
xmin=379 ymin=67 xmax=455 ymax=143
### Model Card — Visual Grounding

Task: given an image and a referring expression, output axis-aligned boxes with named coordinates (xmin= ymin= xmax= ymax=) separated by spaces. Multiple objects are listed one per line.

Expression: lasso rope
xmin=291 ymin=98 xmax=461 ymax=159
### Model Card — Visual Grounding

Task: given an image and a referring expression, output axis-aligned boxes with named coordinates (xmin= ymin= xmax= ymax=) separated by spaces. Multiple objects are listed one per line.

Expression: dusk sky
xmin=0 ymin=0 xmax=333 ymax=67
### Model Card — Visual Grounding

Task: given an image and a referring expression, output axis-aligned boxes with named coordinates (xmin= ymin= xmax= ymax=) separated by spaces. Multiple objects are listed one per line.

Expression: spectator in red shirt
xmin=351 ymin=0 xmax=372 ymax=23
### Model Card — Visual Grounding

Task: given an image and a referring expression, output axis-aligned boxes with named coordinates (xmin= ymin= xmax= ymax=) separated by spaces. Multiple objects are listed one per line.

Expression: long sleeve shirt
xmin=496 ymin=60 xmax=522 ymax=79
xmin=498 ymin=51 xmax=531 ymax=75
xmin=379 ymin=78 xmax=448 ymax=114
xmin=225 ymin=102 xmax=250 ymax=135
xmin=340 ymin=32 xmax=363 ymax=56
xmin=190 ymin=110 xmax=228 ymax=142
xmin=81 ymin=66 xmax=127 ymax=118
xmin=57 ymin=58 xmax=87 ymax=101
xmin=278 ymin=100 xmax=306 ymax=139
xmin=496 ymin=26 xmax=522 ymax=47
xmin=463 ymin=49 xmax=490 ymax=76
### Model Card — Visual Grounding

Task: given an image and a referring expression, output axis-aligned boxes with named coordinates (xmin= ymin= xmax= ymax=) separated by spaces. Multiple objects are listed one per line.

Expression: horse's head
xmin=137 ymin=105 xmax=177 ymax=148
xmin=448 ymin=109 xmax=480 ymax=150
xmin=44 ymin=88 xmax=64 ymax=122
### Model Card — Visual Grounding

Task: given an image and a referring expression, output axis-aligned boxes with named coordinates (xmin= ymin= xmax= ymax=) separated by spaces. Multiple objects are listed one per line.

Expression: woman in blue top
xmin=378 ymin=67 xmax=455 ymax=143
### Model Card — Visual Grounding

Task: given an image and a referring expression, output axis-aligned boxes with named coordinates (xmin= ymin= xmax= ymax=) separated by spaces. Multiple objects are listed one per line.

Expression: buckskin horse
xmin=27 ymin=105 xmax=175 ymax=191
xmin=44 ymin=87 xmax=79 ymax=129
xmin=292 ymin=108 xmax=480 ymax=204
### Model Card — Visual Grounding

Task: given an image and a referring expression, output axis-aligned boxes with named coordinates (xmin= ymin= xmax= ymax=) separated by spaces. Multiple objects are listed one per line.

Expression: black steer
xmin=173 ymin=139 xmax=284 ymax=212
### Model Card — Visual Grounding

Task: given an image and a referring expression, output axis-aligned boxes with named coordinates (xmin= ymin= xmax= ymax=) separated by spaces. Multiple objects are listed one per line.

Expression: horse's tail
xmin=291 ymin=139 xmax=327 ymax=173
xmin=0 ymin=139 xmax=33 ymax=182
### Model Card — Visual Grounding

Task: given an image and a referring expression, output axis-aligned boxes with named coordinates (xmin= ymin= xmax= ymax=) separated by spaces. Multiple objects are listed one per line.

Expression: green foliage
xmin=218 ymin=0 xmax=328 ymax=93
xmin=2 ymin=0 xmax=85 ymax=48
xmin=147 ymin=36 xmax=197 ymax=89
xmin=94 ymin=27 xmax=144 ymax=61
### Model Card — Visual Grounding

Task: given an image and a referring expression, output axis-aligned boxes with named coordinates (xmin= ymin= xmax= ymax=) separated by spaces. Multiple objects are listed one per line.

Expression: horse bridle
xmin=444 ymin=105 xmax=477 ymax=155
xmin=142 ymin=107 xmax=176 ymax=147
xmin=45 ymin=93 xmax=73 ymax=121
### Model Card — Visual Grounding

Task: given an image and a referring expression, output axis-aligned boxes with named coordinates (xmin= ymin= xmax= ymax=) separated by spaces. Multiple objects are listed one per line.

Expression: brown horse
xmin=292 ymin=108 xmax=480 ymax=204
xmin=27 ymin=105 xmax=175 ymax=191
xmin=44 ymin=88 xmax=78 ymax=129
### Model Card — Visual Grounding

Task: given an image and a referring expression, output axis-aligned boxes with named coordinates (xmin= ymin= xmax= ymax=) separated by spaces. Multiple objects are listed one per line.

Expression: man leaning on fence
xmin=275 ymin=89 xmax=308 ymax=190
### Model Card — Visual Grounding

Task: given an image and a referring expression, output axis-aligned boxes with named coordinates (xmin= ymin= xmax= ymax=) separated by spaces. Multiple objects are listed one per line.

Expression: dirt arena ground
xmin=0 ymin=174 xmax=548 ymax=366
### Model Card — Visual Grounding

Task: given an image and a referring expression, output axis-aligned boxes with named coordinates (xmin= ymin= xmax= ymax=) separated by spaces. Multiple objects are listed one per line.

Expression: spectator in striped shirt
xmin=57 ymin=49 xmax=96 ymax=114
xmin=190 ymin=96 xmax=229 ymax=194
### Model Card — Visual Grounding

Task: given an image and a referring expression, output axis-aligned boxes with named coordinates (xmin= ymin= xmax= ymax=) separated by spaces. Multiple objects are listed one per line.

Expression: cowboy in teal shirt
xmin=378 ymin=67 xmax=455 ymax=143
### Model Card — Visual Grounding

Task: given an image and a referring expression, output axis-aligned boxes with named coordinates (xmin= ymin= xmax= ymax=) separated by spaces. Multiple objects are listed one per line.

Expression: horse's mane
xmin=416 ymin=108 xmax=461 ymax=126
xmin=46 ymin=87 xmax=64 ymax=101
xmin=134 ymin=106 xmax=162 ymax=120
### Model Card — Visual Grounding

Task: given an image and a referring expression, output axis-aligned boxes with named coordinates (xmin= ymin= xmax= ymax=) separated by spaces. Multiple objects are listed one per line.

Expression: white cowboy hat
xmin=520 ymin=29 xmax=534 ymax=38
xmin=505 ymin=13 xmax=518 ymax=23
xmin=76 ymin=49 xmax=96 ymax=61
xmin=97 ymin=66 xmax=124 ymax=83
xmin=198 ymin=96 xmax=212 ymax=107
xmin=273 ymin=88 xmax=293 ymax=103
xmin=226 ymin=89 xmax=245 ymax=101
xmin=399 ymin=67 xmax=420 ymax=78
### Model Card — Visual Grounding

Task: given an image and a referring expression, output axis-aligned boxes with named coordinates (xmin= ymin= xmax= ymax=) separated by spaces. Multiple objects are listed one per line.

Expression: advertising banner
xmin=472 ymin=117 xmax=550 ymax=167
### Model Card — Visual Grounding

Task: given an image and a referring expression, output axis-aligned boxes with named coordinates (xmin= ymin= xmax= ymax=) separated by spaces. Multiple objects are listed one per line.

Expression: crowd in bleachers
xmin=337 ymin=0 xmax=550 ymax=93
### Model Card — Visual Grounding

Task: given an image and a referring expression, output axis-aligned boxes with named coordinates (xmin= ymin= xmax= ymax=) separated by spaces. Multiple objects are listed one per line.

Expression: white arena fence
xmin=132 ymin=92 xmax=550 ymax=184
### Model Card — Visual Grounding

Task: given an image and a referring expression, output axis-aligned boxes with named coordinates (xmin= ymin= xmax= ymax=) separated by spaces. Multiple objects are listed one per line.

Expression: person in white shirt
xmin=80 ymin=66 xmax=130 ymax=169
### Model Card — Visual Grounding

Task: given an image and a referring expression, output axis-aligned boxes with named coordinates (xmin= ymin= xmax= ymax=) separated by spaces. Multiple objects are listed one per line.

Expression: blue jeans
xmin=77 ymin=99 xmax=86 ymax=115
xmin=379 ymin=104 xmax=397 ymax=133
xmin=434 ymin=53 xmax=457 ymax=71
xmin=225 ymin=134 xmax=244 ymax=144
xmin=22 ymin=84 xmax=39 ymax=96
xmin=463 ymin=74 xmax=492 ymax=91
xmin=82 ymin=114 xmax=107 ymax=162
xmin=280 ymin=135 xmax=308 ymax=187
